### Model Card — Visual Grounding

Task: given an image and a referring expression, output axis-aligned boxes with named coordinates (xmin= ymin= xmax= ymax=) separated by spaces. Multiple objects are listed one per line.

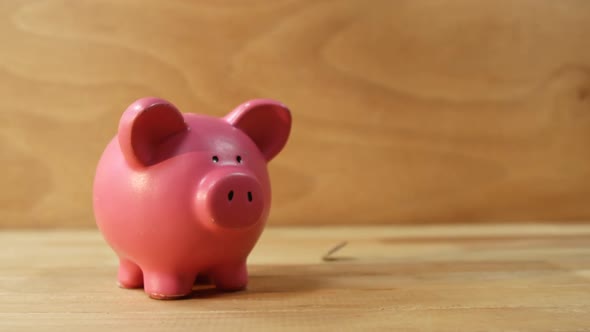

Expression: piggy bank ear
xmin=225 ymin=99 xmax=292 ymax=162
xmin=118 ymin=97 xmax=188 ymax=167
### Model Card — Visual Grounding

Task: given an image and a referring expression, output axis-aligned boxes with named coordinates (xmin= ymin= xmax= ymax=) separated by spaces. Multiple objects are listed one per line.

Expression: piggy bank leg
xmin=117 ymin=259 xmax=143 ymax=289
xmin=143 ymin=272 xmax=194 ymax=300
xmin=211 ymin=263 xmax=248 ymax=291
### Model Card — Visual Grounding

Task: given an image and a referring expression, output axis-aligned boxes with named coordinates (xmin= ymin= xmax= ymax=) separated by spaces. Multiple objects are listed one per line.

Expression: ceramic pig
xmin=93 ymin=97 xmax=291 ymax=299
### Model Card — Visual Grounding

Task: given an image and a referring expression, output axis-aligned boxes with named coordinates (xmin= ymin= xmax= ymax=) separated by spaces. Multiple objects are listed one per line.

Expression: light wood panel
xmin=1 ymin=0 xmax=590 ymax=227
xmin=1 ymin=224 xmax=590 ymax=331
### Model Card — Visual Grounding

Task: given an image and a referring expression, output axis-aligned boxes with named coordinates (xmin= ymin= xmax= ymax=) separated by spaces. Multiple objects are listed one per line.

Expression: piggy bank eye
xmin=212 ymin=156 xmax=219 ymax=163
xmin=236 ymin=155 xmax=242 ymax=163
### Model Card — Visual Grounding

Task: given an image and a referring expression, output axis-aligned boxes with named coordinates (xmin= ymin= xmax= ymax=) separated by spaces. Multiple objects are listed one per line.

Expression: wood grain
xmin=1 ymin=224 xmax=590 ymax=331
xmin=1 ymin=1 xmax=590 ymax=227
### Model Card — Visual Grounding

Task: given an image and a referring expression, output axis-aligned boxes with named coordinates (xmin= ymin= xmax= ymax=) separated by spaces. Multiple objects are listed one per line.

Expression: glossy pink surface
xmin=93 ymin=97 xmax=291 ymax=299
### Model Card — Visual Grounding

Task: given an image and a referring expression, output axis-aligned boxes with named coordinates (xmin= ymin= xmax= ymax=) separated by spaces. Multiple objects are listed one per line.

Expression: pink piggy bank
xmin=93 ymin=97 xmax=291 ymax=299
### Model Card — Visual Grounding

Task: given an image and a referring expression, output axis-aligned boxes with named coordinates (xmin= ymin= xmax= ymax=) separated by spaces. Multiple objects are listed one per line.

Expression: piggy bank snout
xmin=200 ymin=172 xmax=265 ymax=228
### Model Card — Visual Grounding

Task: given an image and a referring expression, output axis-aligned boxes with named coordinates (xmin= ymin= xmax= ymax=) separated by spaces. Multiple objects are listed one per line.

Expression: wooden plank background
xmin=1 ymin=0 xmax=590 ymax=227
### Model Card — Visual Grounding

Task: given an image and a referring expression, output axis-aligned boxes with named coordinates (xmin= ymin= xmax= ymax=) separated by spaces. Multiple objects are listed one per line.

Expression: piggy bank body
xmin=93 ymin=98 xmax=291 ymax=299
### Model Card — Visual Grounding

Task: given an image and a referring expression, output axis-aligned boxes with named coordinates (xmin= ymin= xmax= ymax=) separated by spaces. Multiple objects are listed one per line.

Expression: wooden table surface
xmin=1 ymin=224 xmax=590 ymax=331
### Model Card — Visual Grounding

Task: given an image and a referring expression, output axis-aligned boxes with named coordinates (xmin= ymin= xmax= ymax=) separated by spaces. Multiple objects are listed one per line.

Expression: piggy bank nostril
xmin=228 ymin=190 xmax=234 ymax=201
xmin=247 ymin=191 xmax=253 ymax=202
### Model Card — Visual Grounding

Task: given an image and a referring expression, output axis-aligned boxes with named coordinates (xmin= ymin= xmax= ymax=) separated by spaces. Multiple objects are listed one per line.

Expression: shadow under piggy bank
xmin=185 ymin=264 xmax=342 ymax=300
